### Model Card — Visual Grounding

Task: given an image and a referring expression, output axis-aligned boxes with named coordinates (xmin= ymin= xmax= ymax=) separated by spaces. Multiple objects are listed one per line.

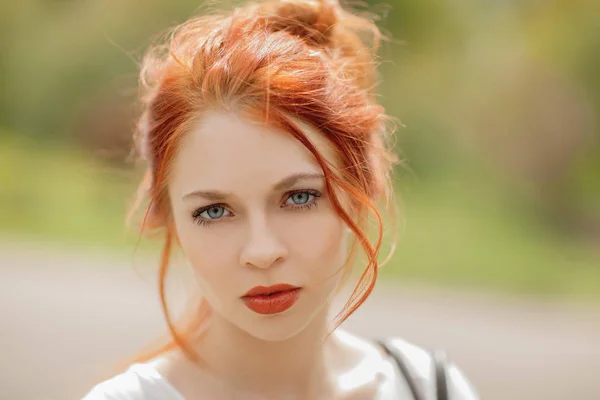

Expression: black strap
xmin=376 ymin=339 xmax=425 ymax=400
xmin=433 ymin=350 xmax=449 ymax=400
xmin=376 ymin=339 xmax=449 ymax=400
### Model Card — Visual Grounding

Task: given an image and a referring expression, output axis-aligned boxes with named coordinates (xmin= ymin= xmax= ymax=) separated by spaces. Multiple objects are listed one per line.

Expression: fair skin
xmin=155 ymin=109 xmax=391 ymax=399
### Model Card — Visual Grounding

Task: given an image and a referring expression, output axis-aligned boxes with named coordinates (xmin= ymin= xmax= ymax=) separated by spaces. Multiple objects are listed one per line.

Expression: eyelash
xmin=191 ymin=189 xmax=322 ymax=227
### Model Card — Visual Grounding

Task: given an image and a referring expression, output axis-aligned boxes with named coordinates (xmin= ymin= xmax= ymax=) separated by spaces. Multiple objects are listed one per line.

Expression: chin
xmin=236 ymin=301 xmax=329 ymax=342
xmin=238 ymin=311 xmax=312 ymax=342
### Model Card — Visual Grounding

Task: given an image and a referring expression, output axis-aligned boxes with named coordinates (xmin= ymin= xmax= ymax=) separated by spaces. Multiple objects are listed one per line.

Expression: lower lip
xmin=242 ymin=288 xmax=302 ymax=315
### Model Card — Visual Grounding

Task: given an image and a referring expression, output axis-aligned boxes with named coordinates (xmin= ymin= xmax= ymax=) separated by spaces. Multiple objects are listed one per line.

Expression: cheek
xmin=175 ymin=219 xmax=237 ymax=293
xmin=286 ymin=209 xmax=346 ymax=277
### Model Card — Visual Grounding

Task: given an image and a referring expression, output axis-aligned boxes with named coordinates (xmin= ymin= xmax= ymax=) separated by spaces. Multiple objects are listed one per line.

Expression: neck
xmin=192 ymin=305 xmax=338 ymax=398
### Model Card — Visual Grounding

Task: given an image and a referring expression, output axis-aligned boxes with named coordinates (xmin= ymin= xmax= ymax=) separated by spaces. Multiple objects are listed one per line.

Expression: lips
xmin=241 ymin=284 xmax=302 ymax=315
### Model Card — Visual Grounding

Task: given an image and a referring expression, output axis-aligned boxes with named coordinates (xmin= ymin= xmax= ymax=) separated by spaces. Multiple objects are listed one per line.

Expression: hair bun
xmin=260 ymin=0 xmax=340 ymax=46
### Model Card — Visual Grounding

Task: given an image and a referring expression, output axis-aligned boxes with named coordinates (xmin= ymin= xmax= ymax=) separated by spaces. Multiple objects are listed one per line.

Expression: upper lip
xmin=243 ymin=284 xmax=300 ymax=297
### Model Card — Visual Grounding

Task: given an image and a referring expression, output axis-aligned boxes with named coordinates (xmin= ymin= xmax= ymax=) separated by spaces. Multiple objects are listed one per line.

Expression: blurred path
xmin=1 ymin=240 xmax=599 ymax=400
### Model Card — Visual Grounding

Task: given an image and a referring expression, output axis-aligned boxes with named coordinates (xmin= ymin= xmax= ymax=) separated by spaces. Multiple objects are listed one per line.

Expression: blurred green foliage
xmin=0 ymin=0 xmax=599 ymax=299
xmin=0 ymin=133 xmax=137 ymax=246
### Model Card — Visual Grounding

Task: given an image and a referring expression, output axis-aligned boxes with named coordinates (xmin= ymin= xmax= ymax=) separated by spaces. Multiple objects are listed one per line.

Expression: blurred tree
xmin=0 ymin=0 xmax=598 ymax=241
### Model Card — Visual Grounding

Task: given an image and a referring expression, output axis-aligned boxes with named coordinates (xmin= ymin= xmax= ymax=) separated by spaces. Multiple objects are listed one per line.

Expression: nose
xmin=239 ymin=214 xmax=288 ymax=270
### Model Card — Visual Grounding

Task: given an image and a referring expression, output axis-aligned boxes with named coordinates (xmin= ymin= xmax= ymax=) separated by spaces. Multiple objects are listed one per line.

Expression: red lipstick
xmin=241 ymin=284 xmax=301 ymax=315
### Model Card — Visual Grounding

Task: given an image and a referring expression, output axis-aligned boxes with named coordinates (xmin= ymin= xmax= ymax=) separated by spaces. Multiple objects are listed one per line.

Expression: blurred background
xmin=1 ymin=0 xmax=599 ymax=399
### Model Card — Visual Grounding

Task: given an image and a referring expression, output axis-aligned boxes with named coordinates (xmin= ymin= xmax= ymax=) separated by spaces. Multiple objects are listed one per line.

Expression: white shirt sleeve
xmin=81 ymin=364 xmax=184 ymax=400
xmin=447 ymin=362 xmax=479 ymax=400
xmin=385 ymin=338 xmax=479 ymax=400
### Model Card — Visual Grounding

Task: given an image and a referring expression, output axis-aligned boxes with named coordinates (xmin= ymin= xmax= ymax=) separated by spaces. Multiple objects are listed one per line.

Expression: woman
xmin=84 ymin=0 xmax=478 ymax=398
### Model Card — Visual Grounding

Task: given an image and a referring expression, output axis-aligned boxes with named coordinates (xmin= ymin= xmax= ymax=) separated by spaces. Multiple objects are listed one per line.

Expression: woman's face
xmin=168 ymin=109 xmax=349 ymax=341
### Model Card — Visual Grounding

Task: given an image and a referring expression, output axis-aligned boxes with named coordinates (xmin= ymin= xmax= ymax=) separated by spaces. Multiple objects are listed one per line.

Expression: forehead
xmin=169 ymin=109 xmax=339 ymax=192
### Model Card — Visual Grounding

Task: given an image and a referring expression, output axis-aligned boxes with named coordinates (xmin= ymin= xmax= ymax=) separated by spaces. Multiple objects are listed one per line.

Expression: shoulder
xmin=383 ymin=337 xmax=479 ymax=400
xmin=82 ymin=363 xmax=184 ymax=400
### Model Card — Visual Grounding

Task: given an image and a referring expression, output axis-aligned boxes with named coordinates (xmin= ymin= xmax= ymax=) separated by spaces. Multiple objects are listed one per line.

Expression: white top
xmin=82 ymin=337 xmax=478 ymax=400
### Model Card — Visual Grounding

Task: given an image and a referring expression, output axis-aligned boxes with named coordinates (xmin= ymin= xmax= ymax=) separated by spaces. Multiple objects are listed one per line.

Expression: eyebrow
xmin=182 ymin=172 xmax=325 ymax=201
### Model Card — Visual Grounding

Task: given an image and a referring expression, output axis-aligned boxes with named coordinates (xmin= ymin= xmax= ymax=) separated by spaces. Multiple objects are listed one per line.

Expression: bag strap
xmin=376 ymin=339 xmax=426 ymax=400
xmin=433 ymin=350 xmax=449 ymax=400
xmin=376 ymin=339 xmax=449 ymax=400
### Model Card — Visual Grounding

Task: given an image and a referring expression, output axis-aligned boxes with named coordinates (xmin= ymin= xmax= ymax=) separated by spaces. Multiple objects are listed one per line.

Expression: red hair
xmin=125 ymin=0 xmax=399 ymax=367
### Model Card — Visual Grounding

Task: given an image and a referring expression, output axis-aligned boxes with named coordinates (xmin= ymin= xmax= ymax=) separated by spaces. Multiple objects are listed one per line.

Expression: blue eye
xmin=287 ymin=192 xmax=311 ymax=205
xmin=192 ymin=189 xmax=322 ymax=227
xmin=203 ymin=206 xmax=228 ymax=219
xmin=284 ymin=189 xmax=321 ymax=208
xmin=192 ymin=205 xmax=231 ymax=226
